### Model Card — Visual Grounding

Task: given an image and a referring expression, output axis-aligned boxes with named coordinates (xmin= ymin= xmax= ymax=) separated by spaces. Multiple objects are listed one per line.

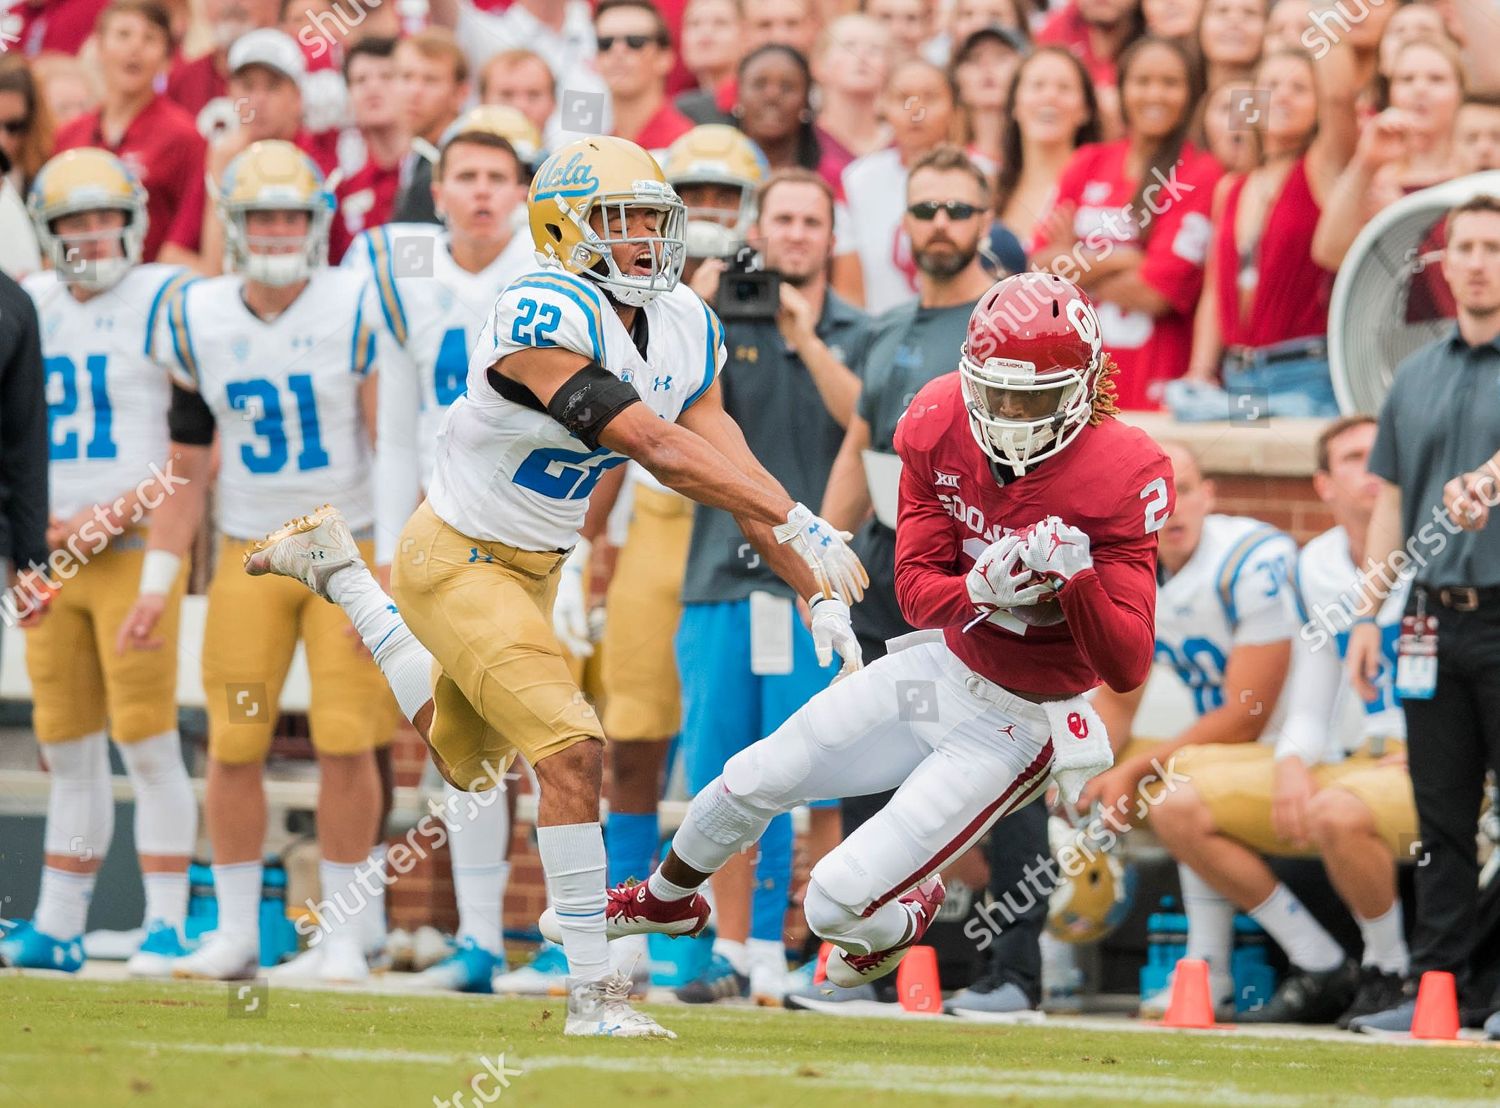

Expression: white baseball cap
xmin=228 ymin=29 xmax=307 ymax=85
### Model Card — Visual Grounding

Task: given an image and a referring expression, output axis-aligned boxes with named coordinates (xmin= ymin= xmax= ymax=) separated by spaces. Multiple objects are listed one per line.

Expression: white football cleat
xmin=243 ymin=504 xmax=361 ymax=601
xmin=269 ymin=941 xmax=369 ymax=985
xmin=565 ymin=973 xmax=676 ymax=1038
xmin=171 ymin=931 xmax=259 ymax=981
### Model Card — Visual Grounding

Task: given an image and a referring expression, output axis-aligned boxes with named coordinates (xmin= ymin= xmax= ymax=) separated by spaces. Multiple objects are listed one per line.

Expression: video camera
xmin=714 ymin=245 xmax=781 ymax=323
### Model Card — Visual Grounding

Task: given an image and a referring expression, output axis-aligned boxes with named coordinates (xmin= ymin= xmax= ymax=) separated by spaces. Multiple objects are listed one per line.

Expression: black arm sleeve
xmin=0 ymin=276 xmax=51 ymax=569
xmin=168 ymin=382 xmax=217 ymax=446
xmin=542 ymin=362 xmax=641 ymax=450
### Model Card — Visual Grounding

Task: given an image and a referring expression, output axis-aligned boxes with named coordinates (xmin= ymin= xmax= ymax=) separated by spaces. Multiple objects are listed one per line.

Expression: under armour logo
xmin=652 ymin=375 xmax=673 ymax=391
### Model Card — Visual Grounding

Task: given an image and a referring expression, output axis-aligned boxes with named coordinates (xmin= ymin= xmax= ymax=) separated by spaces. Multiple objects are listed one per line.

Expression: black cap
xmin=953 ymin=23 xmax=1028 ymax=67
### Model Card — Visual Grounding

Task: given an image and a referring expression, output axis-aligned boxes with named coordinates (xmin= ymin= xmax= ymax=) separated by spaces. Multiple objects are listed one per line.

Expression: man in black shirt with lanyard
xmin=797 ymin=145 xmax=1051 ymax=1018
xmin=1347 ymin=194 xmax=1500 ymax=1038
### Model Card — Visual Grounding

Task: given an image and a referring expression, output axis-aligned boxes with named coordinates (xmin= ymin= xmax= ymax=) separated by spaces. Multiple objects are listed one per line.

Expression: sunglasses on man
xmin=597 ymin=34 xmax=668 ymax=51
xmin=907 ymin=200 xmax=982 ymax=221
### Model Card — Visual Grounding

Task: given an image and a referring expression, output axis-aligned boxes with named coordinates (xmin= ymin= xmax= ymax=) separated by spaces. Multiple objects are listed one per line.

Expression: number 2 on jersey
xmin=511 ymin=298 xmax=563 ymax=347
xmin=45 ymin=354 xmax=117 ymax=461
xmin=226 ymin=374 xmax=330 ymax=474
xmin=1139 ymin=477 xmax=1169 ymax=534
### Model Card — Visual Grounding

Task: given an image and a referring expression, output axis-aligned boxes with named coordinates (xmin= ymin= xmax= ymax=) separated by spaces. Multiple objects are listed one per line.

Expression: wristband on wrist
xmin=138 ymin=550 xmax=182 ymax=595
xmin=1350 ymin=615 xmax=1377 ymax=628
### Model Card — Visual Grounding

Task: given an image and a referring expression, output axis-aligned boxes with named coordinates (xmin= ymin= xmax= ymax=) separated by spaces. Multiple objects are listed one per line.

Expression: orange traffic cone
xmin=1161 ymin=958 xmax=1219 ymax=1029
xmin=1411 ymin=971 xmax=1460 ymax=1040
xmin=897 ymin=945 xmax=942 ymax=1014
xmin=812 ymin=942 xmax=832 ymax=985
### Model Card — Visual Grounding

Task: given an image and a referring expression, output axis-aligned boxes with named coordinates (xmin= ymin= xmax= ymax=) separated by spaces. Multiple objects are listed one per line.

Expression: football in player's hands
xmin=1015 ymin=516 xmax=1093 ymax=589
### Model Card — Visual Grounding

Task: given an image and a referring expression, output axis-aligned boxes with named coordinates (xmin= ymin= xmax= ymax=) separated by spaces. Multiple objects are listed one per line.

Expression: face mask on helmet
xmin=960 ymin=354 xmax=1095 ymax=478
xmin=226 ymin=205 xmax=330 ymax=287
xmin=576 ymin=187 xmax=687 ymax=307
xmin=675 ymin=181 xmax=752 ymax=259
xmin=49 ymin=216 xmax=139 ymax=293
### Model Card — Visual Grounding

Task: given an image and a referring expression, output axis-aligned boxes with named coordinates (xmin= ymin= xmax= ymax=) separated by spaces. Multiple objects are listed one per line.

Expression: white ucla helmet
xmin=218 ymin=140 xmax=334 ymax=287
xmin=28 ymin=148 xmax=148 ymax=292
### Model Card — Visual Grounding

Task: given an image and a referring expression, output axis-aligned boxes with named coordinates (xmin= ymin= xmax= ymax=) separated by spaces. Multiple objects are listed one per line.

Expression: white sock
xmin=1180 ymin=865 xmax=1235 ymax=997
xmin=142 ymin=871 xmax=188 ymax=929
xmin=443 ymin=781 xmax=509 ymax=954
xmin=747 ymin=936 xmax=785 ymax=971
xmin=1250 ymin=883 xmax=1345 ymax=973
xmin=34 ymin=867 xmax=94 ymax=938
xmin=536 ymin=823 xmax=609 ymax=983
xmin=212 ymin=861 xmax=263 ymax=945
xmin=318 ymin=860 xmax=367 ymax=951
xmin=361 ymin=847 xmax=388 ymax=954
xmin=647 ymin=869 xmax=697 ymax=903
xmin=1357 ymin=901 xmax=1409 ymax=976
xmin=327 ymin=565 xmax=433 ymax=722
xmin=713 ymin=936 xmax=749 ymax=976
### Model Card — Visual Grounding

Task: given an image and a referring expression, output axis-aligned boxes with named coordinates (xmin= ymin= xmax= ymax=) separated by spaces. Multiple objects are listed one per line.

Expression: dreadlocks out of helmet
xmin=1089 ymin=356 xmax=1121 ymax=425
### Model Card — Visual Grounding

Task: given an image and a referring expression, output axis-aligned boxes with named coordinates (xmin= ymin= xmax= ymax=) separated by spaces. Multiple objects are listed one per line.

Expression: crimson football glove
xmin=1017 ymin=516 xmax=1093 ymax=590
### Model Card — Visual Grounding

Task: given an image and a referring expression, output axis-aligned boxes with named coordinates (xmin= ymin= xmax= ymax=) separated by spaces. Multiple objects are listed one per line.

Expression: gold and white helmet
xmin=1046 ymin=817 xmax=1136 ymax=945
xmin=661 ymin=125 xmax=767 ymax=258
xmin=218 ymin=140 xmax=333 ymax=287
xmin=28 ymin=148 xmax=148 ymax=292
xmin=527 ymin=135 xmax=686 ymax=307
xmin=440 ymin=104 xmax=544 ymax=173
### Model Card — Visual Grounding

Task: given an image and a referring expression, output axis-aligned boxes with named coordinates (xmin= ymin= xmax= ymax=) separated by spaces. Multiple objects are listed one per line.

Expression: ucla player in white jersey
xmin=116 ymin=141 xmax=400 ymax=986
xmin=1153 ymin=418 xmax=1416 ymax=1027
xmin=1087 ymin=443 xmax=1300 ymax=1019
xmin=243 ymin=135 xmax=866 ymax=1038
xmin=341 ymin=108 xmax=538 ymax=992
xmin=0 ymin=150 xmax=198 ymax=979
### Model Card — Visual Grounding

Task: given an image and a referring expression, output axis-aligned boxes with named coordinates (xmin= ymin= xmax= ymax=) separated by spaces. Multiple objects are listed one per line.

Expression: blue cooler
xmin=183 ymin=858 xmax=299 ymax=967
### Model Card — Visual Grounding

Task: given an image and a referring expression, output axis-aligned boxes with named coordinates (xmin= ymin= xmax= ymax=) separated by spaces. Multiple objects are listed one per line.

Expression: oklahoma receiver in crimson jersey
xmin=894 ymin=372 xmax=1174 ymax=696
xmin=570 ymin=273 xmax=1177 ymax=997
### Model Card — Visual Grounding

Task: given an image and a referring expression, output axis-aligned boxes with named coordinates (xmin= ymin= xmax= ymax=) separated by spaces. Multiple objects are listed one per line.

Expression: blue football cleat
xmin=493 ymin=942 xmax=570 ymax=996
xmin=674 ymin=952 xmax=748 ymax=1004
xmin=412 ymin=936 xmax=503 ymax=994
xmin=126 ymin=920 xmax=189 ymax=978
xmin=0 ymin=920 xmax=85 ymax=972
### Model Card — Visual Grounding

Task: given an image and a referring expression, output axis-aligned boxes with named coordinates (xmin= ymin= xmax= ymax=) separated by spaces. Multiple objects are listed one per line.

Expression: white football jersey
xmin=345 ymin=223 xmax=536 ymax=562
xmin=1155 ymin=513 xmax=1300 ymax=734
xmin=427 ymin=267 xmax=725 ymax=551
xmin=25 ymin=265 xmax=191 ymax=520
xmin=148 ymin=269 xmax=378 ymax=539
xmin=1279 ymin=526 xmax=1407 ymax=762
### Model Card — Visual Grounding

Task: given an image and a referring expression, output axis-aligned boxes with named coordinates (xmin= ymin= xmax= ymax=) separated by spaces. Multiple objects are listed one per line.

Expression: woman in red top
xmin=1031 ymin=36 xmax=1222 ymax=409
xmin=1184 ymin=43 xmax=1359 ymax=418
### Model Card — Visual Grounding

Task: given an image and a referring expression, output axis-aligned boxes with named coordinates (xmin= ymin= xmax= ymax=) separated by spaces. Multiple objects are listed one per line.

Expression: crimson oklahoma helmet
xmin=958 ymin=273 xmax=1104 ymax=476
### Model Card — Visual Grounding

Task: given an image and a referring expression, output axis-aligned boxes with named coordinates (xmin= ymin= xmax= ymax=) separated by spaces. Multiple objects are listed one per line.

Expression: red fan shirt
xmin=1037 ymin=139 xmax=1222 ymax=409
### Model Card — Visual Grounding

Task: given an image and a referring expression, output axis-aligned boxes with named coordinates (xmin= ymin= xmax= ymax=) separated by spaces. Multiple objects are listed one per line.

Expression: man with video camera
xmin=670 ymin=166 xmax=875 ymax=1004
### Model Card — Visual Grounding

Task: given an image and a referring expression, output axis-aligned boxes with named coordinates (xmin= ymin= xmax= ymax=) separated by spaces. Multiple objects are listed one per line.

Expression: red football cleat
xmin=824 ymin=875 xmax=946 ymax=988
xmin=538 ymin=879 xmax=712 ymax=944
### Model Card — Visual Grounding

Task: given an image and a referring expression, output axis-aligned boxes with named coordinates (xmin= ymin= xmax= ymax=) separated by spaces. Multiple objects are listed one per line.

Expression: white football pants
xmin=673 ymin=640 xmax=1059 ymax=953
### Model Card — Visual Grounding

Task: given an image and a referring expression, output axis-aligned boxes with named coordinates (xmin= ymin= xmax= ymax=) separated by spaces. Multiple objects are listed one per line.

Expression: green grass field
xmin=3 ymin=974 xmax=1498 ymax=1107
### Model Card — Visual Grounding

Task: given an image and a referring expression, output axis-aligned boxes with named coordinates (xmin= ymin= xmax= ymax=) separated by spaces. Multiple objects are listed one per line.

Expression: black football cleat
xmin=1239 ymin=959 xmax=1359 ymax=1024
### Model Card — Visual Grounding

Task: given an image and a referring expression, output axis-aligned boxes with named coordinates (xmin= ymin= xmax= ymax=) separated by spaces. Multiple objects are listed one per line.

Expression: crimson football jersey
xmin=892 ymin=374 xmax=1175 ymax=697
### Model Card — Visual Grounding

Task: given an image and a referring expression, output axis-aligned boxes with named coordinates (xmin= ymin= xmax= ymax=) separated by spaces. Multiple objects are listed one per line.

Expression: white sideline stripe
xmin=98 ymin=1042 xmax=1499 ymax=1107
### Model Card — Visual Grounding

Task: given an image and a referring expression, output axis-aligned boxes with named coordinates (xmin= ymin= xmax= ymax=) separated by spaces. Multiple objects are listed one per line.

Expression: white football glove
xmin=553 ymin=538 xmax=595 ymax=657
xmin=773 ymin=502 xmax=869 ymax=603
xmin=1042 ymin=699 xmax=1112 ymax=806
xmin=1016 ymin=516 xmax=1093 ymax=591
xmin=808 ymin=595 xmax=863 ymax=680
xmin=966 ymin=534 xmax=1052 ymax=611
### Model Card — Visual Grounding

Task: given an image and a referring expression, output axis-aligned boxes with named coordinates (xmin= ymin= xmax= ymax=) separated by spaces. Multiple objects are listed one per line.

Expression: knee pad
xmin=118 ymin=731 xmax=196 ymax=857
xmin=41 ymin=731 xmax=114 ymax=861
xmin=670 ymin=777 xmax=778 ymax=875
xmin=803 ymin=851 xmax=879 ymax=947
